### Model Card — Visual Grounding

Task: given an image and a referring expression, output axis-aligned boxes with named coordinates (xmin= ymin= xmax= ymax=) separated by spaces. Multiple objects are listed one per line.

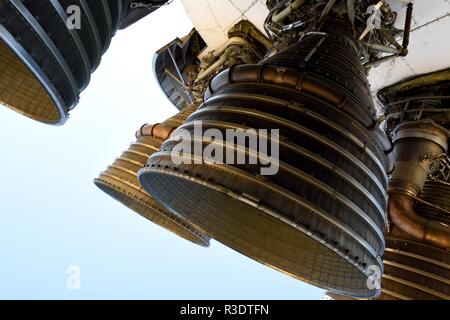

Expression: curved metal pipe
xmin=206 ymin=62 xmax=377 ymax=128
xmin=388 ymin=120 xmax=450 ymax=250
xmin=195 ymin=38 xmax=252 ymax=83
xmin=272 ymin=0 xmax=306 ymax=24
xmin=212 ymin=37 xmax=251 ymax=58
xmin=136 ymin=103 xmax=199 ymax=139
xmin=136 ymin=123 xmax=175 ymax=140
xmin=388 ymin=193 xmax=450 ymax=249
xmin=196 ymin=46 xmax=245 ymax=82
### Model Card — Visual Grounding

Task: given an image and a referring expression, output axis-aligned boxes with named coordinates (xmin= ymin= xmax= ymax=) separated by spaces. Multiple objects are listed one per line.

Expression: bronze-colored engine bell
xmin=95 ymin=105 xmax=210 ymax=247
xmin=138 ymin=26 xmax=392 ymax=298
xmin=325 ymin=225 xmax=450 ymax=300
xmin=380 ymin=226 xmax=450 ymax=300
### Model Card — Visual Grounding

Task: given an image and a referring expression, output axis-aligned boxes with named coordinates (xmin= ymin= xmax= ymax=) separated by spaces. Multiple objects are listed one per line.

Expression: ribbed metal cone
xmin=0 ymin=39 xmax=60 ymax=123
xmin=139 ymin=26 xmax=392 ymax=298
xmin=0 ymin=0 xmax=125 ymax=124
xmin=382 ymin=176 xmax=450 ymax=300
xmin=95 ymin=106 xmax=210 ymax=247
xmin=325 ymin=226 xmax=450 ymax=300
xmin=161 ymin=104 xmax=201 ymax=128
xmin=379 ymin=227 xmax=450 ymax=300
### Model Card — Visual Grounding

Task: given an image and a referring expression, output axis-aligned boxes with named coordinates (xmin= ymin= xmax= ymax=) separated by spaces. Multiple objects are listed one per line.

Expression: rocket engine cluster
xmin=0 ymin=0 xmax=448 ymax=299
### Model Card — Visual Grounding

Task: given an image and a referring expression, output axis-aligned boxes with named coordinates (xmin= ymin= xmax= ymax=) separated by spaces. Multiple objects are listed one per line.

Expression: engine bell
xmin=0 ymin=0 xmax=168 ymax=124
xmin=138 ymin=24 xmax=392 ymax=298
xmin=95 ymin=104 xmax=210 ymax=247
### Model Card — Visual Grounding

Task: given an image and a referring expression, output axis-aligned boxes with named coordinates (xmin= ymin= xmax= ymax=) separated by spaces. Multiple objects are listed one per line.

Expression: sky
xmin=0 ymin=0 xmax=324 ymax=299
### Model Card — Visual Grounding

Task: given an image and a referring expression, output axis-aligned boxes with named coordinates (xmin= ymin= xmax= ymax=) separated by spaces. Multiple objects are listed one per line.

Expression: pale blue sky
xmin=0 ymin=1 xmax=324 ymax=299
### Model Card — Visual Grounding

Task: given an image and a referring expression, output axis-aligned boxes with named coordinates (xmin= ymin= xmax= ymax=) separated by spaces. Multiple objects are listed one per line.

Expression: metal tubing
xmin=388 ymin=121 xmax=450 ymax=249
